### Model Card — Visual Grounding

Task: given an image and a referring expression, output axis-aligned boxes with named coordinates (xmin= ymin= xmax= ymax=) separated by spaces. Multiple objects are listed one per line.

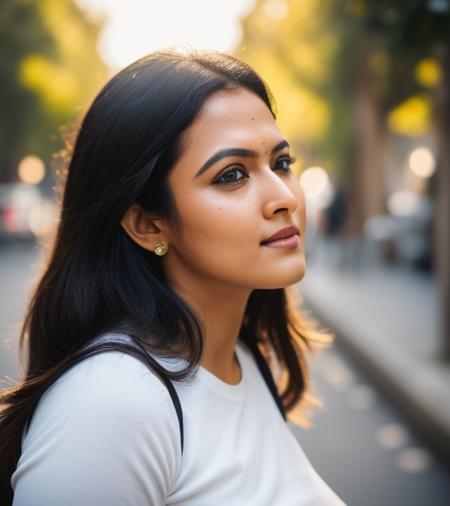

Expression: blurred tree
xmin=347 ymin=0 xmax=450 ymax=358
xmin=0 ymin=0 xmax=107 ymax=183
xmin=237 ymin=0 xmax=450 ymax=359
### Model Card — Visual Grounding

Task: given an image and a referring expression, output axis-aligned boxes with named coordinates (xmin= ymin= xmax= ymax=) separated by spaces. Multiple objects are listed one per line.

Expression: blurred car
xmin=363 ymin=194 xmax=434 ymax=271
xmin=0 ymin=182 xmax=56 ymax=243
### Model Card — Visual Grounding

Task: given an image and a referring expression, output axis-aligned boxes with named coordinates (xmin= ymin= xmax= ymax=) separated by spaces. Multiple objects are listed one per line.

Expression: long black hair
xmin=0 ymin=48 xmax=332 ymax=502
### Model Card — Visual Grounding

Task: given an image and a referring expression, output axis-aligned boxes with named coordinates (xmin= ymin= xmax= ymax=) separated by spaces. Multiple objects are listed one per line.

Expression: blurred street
xmin=1 ymin=1 xmax=449 ymax=504
xmin=294 ymin=326 xmax=450 ymax=506
xmin=0 ymin=242 xmax=45 ymax=384
xmin=1 ymin=241 xmax=449 ymax=506
xmin=301 ymin=235 xmax=450 ymax=461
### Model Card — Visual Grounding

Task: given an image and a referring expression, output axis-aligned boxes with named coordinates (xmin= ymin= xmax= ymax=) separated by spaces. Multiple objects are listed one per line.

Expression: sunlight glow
xmin=76 ymin=0 xmax=256 ymax=69
xmin=264 ymin=0 xmax=289 ymax=20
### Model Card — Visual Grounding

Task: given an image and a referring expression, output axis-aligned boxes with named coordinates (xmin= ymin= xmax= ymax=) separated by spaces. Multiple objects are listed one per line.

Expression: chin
xmin=257 ymin=257 xmax=306 ymax=289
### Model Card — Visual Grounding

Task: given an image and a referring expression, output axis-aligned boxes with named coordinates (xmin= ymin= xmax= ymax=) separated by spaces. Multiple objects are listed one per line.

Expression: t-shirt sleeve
xmin=11 ymin=352 xmax=182 ymax=506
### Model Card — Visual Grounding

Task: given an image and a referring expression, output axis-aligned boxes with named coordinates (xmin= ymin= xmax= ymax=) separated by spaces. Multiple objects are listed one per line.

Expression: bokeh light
xmin=17 ymin=155 xmax=46 ymax=184
xmin=387 ymin=190 xmax=421 ymax=216
xmin=299 ymin=166 xmax=329 ymax=199
xmin=408 ymin=147 xmax=436 ymax=178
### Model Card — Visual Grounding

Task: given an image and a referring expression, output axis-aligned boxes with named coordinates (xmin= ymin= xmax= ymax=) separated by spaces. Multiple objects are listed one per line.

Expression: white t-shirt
xmin=11 ymin=332 xmax=346 ymax=505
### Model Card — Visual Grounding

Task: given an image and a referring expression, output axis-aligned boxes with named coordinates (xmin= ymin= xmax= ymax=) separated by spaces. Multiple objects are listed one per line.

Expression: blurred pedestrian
xmin=321 ymin=182 xmax=348 ymax=239
xmin=0 ymin=49 xmax=346 ymax=505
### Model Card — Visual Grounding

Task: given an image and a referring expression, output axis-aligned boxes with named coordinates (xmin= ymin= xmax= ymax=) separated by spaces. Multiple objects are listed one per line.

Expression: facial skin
xmin=121 ymin=87 xmax=306 ymax=383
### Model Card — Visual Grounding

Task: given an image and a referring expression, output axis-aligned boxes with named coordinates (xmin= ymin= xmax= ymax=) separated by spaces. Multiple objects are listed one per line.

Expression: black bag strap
xmin=147 ymin=366 xmax=185 ymax=455
xmin=164 ymin=340 xmax=286 ymax=456
xmin=245 ymin=339 xmax=287 ymax=422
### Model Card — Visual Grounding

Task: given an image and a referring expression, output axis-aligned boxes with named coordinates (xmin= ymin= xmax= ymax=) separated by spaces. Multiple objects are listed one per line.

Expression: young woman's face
xmin=162 ymin=87 xmax=306 ymax=290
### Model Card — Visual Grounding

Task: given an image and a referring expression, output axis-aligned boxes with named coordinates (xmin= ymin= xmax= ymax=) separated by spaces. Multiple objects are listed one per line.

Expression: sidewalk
xmin=299 ymin=237 xmax=450 ymax=465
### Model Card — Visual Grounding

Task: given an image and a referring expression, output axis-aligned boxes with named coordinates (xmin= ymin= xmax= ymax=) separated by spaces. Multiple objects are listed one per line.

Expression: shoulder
xmin=46 ymin=348 xmax=163 ymax=395
xmin=29 ymin=349 xmax=180 ymax=440
xmin=13 ymin=348 xmax=182 ymax=504
xmin=42 ymin=331 xmax=181 ymax=415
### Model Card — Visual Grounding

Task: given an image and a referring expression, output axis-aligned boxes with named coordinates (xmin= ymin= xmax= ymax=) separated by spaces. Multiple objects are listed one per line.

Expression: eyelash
xmin=213 ymin=155 xmax=297 ymax=186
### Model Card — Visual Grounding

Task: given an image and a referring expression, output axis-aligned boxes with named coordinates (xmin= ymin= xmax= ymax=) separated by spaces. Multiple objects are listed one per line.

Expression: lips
xmin=261 ymin=225 xmax=300 ymax=244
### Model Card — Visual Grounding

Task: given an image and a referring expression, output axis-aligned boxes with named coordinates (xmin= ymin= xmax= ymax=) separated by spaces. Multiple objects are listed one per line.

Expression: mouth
xmin=260 ymin=225 xmax=300 ymax=247
xmin=260 ymin=234 xmax=300 ymax=249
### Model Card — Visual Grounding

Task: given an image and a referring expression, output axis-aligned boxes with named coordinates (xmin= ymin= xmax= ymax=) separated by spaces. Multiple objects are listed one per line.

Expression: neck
xmin=166 ymin=269 xmax=252 ymax=384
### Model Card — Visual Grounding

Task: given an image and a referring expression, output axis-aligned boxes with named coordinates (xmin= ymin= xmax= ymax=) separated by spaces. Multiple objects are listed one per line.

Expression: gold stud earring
xmin=154 ymin=241 xmax=168 ymax=256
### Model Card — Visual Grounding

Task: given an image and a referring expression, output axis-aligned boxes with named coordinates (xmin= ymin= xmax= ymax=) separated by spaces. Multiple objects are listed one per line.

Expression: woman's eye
xmin=214 ymin=167 xmax=248 ymax=185
xmin=213 ymin=155 xmax=296 ymax=186
xmin=275 ymin=155 xmax=297 ymax=172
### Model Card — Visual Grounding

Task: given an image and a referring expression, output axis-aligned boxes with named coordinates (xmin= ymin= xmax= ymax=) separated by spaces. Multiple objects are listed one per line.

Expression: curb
xmin=300 ymin=282 xmax=450 ymax=467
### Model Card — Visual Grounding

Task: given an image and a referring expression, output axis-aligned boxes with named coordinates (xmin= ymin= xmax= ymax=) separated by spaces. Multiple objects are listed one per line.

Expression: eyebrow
xmin=194 ymin=139 xmax=290 ymax=178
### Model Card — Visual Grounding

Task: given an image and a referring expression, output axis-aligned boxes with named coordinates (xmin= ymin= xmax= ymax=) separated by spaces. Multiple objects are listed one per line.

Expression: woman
xmin=0 ymin=49 xmax=346 ymax=505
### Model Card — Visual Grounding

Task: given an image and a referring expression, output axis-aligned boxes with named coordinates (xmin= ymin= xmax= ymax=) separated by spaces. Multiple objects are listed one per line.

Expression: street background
xmin=1 ymin=1 xmax=449 ymax=504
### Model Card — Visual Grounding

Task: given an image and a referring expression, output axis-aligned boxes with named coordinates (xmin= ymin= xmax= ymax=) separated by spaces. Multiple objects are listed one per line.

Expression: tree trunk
xmin=434 ymin=42 xmax=450 ymax=361
xmin=350 ymin=38 xmax=386 ymax=236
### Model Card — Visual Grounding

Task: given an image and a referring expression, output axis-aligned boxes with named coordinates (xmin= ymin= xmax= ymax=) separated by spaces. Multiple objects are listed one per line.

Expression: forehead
xmin=174 ymin=88 xmax=283 ymax=172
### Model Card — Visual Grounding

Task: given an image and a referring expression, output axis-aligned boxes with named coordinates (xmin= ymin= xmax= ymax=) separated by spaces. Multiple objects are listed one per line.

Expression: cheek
xmin=173 ymin=192 xmax=260 ymax=258
xmin=168 ymin=182 xmax=307 ymax=288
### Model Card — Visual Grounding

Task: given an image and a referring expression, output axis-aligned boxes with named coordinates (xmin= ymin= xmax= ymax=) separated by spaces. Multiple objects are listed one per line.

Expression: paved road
xmin=293 ymin=323 xmax=450 ymax=505
xmin=1 ymin=242 xmax=449 ymax=505
xmin=0 ymin=241 xmax=46 ymax=384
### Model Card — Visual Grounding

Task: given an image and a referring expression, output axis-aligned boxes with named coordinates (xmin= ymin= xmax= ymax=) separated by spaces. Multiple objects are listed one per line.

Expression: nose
xmin=261 ymin=168 xmax=301 ymax=219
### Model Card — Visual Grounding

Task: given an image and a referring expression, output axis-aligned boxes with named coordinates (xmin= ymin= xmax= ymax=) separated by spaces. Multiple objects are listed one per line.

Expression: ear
xmin=120 ymin=203 xmax=169 ymax=253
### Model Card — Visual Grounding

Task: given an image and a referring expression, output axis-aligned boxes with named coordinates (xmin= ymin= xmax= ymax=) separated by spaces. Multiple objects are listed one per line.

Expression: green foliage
xmin=0 ymin=0 xmax=107 ymax=182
